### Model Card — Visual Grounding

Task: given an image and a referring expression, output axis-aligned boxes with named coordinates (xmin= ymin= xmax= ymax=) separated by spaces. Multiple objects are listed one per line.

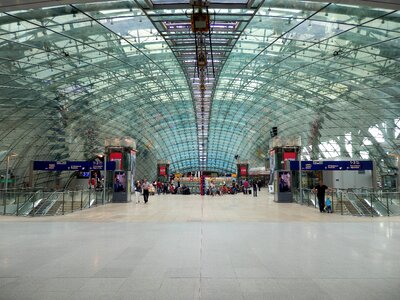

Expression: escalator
xmin=1 ymin=188 xmax=110 ymax=217
xmin=300 ymin=189 xmax=315 ymax=206
xmin=371 ymin=193 xmax=400 ymax=216
xmin=347 ymin=193 xmax=379 ymax=216
xmin=17 ymin=191 xmax=43 ymax=216
xmin=367 ymin=193 xmax=389 ymax=216
xmin=31 ymin=192 xmax=60 ymax=216
xmin=46 ymin=190 xmax=93 ymax=215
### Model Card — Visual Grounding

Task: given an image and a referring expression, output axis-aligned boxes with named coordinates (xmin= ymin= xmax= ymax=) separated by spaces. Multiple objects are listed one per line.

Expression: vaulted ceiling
xmin=0 ymin=0 xmax=399 ymax=184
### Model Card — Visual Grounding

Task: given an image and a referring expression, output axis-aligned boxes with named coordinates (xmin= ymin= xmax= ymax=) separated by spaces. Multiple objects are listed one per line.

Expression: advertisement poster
xmin=130 ymin=150 xmax=136 ymax=193
xmin=270 ymin=150 xmax=275 ymax=172
xmin=278 ymin=171 xmax=291 ymax=192
xmin=159 ymin=165 xmax=166 ymax=176
xmin=110 ymin=152 xmax=122 ymax=170
xmin=240 ymin=165 xmax=247 ymax=176
xmin=114 ymin=171 xmax=126 ymax=192
xmin=283 ymin=151 xmax=296 ymax=161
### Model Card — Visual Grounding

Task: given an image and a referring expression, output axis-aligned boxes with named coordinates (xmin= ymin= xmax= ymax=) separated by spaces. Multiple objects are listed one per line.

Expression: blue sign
xmin=289 ymin=160 xmax=373 ymax=171
xmin=33 ymin=160 xmax=116 ymax=171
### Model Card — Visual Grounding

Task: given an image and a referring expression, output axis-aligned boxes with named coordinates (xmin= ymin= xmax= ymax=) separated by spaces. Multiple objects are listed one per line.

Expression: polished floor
xmin=1 ymin=190 xmax=399 ymax=300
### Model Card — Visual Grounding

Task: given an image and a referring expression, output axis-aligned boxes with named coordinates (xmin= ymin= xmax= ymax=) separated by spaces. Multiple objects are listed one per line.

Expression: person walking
xmin=252 ymin=181 xmax=258 ymax=197
xmin=135 ymin=181 xmax=142 ymax=204
xmin=325 ymin=195 xmax=332 ymax=213
xmin=313 ymin=179 xmax=329 ymax=213
xmin=142 ymin=179 xmax=150 ymax=204
xmin=157 ymin=181 xmax=163 ymax=195
xmin=243 ymin=179 xmax=249 ymax=194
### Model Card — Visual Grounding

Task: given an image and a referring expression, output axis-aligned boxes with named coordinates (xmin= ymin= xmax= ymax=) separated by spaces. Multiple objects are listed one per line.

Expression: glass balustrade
xmin=293 ymin=188 xmax=400 ymax=217
xmin=0 ymin=188 xmax=113 ymax=216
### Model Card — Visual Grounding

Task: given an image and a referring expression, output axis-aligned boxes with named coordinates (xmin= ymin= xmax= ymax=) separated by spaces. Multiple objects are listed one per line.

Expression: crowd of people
xmin=132 ymin=178 xmax=264 ymax=204
xmin=206 ymin=179 xmax=262 ymax=197
xmin=108 ymin=174 xmax=333 ymax=214
xmin=133 ymin=179 xmax=193 ymax=204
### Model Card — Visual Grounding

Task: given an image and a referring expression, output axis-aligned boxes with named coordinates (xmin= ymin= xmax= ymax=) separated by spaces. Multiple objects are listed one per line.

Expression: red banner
xmin=240 ymin=165 xmax=247 ymax=176
xmin=283 ymin=152 xmax=296 ymax=170
xmin=283 ymin=152 xmax=296 ymax=161
xmin=110 ymin=152 xmax=122 ymax=170
xmin=159 ymin=165 xmax=166 ymax=176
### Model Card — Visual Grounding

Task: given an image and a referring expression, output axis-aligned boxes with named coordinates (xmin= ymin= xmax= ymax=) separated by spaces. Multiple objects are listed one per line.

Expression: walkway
xmin=1 ymin=190 xmax=399 ymax=299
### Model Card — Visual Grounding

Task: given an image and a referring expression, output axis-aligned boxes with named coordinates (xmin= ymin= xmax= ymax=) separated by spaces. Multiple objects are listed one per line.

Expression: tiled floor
xmin=1 ymin=190 xmax=399 ymax=299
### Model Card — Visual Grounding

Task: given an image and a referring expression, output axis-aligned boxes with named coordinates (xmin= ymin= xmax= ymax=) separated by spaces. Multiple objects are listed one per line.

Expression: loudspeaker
xmin=270 ymin=127 xmax=278 ymax=137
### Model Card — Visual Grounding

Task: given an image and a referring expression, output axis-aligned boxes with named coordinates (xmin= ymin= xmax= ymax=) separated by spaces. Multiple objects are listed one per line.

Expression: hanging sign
xmin=289 ymin=160 xmax=373 ymax=171
xmin=33 ymin=161 xmax=116 ymax=171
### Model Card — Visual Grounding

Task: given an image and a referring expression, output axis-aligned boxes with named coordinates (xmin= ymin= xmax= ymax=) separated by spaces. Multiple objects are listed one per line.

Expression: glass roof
xmin=0 ymin=0 xmax=399 ymax=184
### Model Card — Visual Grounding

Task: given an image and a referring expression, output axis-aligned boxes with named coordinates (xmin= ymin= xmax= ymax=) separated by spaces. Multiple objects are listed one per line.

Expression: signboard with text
xmin=33 ymin=161 xmax=116 ymax=171
xmin=289 ymin=160 xmax=373 ymax=171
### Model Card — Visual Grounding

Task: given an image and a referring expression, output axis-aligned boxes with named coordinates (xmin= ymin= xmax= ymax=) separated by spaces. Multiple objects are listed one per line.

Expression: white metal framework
xmin=0 ymin=0 xmax=399 ymax=184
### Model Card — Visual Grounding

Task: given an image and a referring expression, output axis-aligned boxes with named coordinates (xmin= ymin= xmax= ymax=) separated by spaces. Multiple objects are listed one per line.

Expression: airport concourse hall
xmin=0 ymin=0 xmax=399 ymax=300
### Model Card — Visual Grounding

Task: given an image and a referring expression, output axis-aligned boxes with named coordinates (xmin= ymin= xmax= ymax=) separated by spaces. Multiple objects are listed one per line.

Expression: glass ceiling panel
xmin=208 ymin=0 xmax=399 ymax=173
xmin=0 ymin=0 xmax=200 ymax=180
xmin=0 ymin=0 xmax=399 ymax=185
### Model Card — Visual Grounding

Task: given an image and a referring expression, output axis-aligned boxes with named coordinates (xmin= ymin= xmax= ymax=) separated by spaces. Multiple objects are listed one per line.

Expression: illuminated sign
xmin=289 ymin=160 xmax=373 ymax=171
xmin=33 ymin=161 xmax=116 ymax=171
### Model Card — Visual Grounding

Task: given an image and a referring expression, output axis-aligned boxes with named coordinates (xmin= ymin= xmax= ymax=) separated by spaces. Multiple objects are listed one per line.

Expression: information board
xmin=33 ymin=161 xmax=116 ymax=171
xmin=289 ymin=160 xmax=373 ymax=171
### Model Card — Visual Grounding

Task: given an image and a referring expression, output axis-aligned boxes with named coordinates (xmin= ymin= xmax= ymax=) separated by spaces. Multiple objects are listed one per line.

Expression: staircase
xmin=52 ymin=191 xmax=96 ymax=215
xmin=46 ymin=200 xmax=63 ymax=215
xmin=59 ymin=199 xmax=82 ymax=214
xmin=332 ymin=199 xmax=351 ymax=215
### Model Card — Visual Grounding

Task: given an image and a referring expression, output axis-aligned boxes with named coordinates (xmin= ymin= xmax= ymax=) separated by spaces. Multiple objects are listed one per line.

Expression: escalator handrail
xmin=33 ymin=191 xmax=54 ymax=215
xmin=352 ymin=192 xmax=369 ymax=208
xmin=345 ymin=192 xmax=365 ymax=215
xmin=370 ymin=193 xmax=393 ymax=215
xmin=349 ymin=192 xmax=381 ymax=216
xmin=33 ymin=191 xmax=60 ymax=216
xmin=17 ymin=190 xmax=42 ymax=215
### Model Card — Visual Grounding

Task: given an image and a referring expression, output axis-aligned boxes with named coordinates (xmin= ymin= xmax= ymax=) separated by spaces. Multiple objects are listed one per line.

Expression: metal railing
xmin=293 ymin=188 xmax=400 ymax=217
xmin=0 ymin=188 xmax=113 ymax=217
